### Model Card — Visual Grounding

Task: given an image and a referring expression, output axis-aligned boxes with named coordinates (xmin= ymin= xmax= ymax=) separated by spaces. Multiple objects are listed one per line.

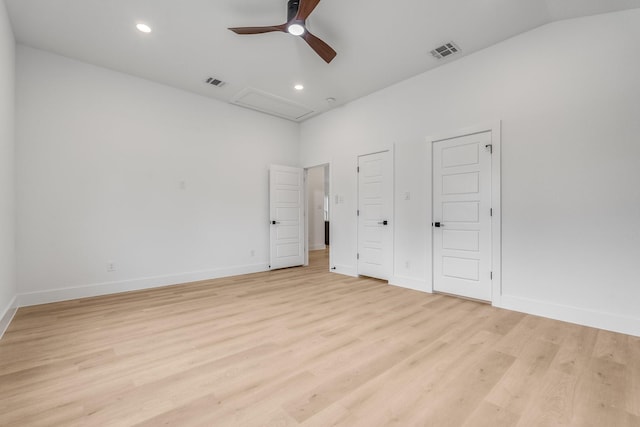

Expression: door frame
xmin=427 ymin=121 xmax=502 ymax=305
xmin=357 ymin=149 xmax=394 ymax=280
xmin=303 ymin=163 xmax=332 ymax=270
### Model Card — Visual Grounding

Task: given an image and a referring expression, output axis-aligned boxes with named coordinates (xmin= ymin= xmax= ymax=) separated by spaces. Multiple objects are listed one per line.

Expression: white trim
xmin=328 ymin=163 xmax=333 ymax=272
xmin=426 ymin=121 xmax=502 ymax=305
xmin=17 ymin=263 xmax=269 ymax=307
xmin=498 ymin=295 xmax=640 ymax=338
xmin=0 ymin=296 xmax=18 ymax=339
xmin=389 ymin=276 xmax=431 ymax=293
xmin=304 ymin=167 xmax=309 ymax=266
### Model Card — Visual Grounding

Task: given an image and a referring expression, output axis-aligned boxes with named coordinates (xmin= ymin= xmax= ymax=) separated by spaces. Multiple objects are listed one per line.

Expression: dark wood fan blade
xmin=229 ymin=24 xmax=287 ymax=35
xmin=295 ymin=0 xmax=321 ymax=21
xmin=301 ymin=30 xmax=336 ymax=63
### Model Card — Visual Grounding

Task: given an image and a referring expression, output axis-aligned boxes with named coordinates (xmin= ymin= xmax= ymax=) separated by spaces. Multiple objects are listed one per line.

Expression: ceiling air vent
xmin=205 ymin=77 xmax=226 ymax=87
xmin=430 ymin=42 xmax=461 ymax=60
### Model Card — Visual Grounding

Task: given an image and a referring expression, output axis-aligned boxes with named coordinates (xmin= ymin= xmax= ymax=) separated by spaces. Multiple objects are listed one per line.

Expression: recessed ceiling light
xmin=136 ymin=23 xmax=152 ymax=33
xmin=294 ymin=84 xmax=304 ymax=91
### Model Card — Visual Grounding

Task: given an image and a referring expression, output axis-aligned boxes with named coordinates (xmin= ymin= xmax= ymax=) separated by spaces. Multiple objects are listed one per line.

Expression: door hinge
xmin=485 ymin=144 xmax=493 ymax=154
xmin=490 ymin=208 xmax=493 ymax=217
xmin=490 ymin=271 xmax=493 ymax=280
xmin=357 ymin=166 xmax=360 ymax=173
xmin=357 ymin=209 xmax=360 ymax=216
xmin=357 ymin=253 xmax=360 ymax=260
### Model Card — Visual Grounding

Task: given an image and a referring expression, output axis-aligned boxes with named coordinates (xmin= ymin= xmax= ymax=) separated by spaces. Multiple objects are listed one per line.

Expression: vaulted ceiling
xmin=5 ymin=0 xmax=639 ymax=121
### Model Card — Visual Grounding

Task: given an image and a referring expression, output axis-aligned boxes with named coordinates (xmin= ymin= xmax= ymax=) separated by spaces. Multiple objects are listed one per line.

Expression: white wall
xmin=307 ymin=166 xmax=325 ymax=250
xmin=16 ymin=46 xmax=300 ymax=305
xmin=0 ymin=0 xmax=16 ymax=331
xmin=300 ymin=9 xmax=640 ymax=336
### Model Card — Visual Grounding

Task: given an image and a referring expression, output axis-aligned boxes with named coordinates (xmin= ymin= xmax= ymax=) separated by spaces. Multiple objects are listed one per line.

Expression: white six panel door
xmin=270 ymin=165 xmax=304 ymax=270
xmin=358 ymin=151 xmax=393 ymax=280
xmin=433 ymin=132 xmax=492 ymax=301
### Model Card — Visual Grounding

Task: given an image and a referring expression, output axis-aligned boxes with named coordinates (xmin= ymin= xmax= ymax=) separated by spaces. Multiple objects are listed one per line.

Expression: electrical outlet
xmin=405 ymin=261 xmax=410 ymax=269
xmin=250 ymin=250 xmax=255 ymax=257
xmin=107 ymin=261 xmax=116 ymax=272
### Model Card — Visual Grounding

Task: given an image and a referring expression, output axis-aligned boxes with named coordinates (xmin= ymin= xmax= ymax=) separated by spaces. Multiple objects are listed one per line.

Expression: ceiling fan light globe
xmin=287 ymin=24 xmax=305 ymax=36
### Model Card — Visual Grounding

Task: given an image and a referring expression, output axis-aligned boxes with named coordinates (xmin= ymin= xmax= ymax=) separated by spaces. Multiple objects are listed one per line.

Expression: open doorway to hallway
xmin=305 ymin=164 xmax=330 ymax=270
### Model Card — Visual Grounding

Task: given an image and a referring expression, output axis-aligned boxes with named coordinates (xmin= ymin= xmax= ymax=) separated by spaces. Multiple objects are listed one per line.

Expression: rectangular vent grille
xmin=430 ymin=42 xmax=460 ymax=60
xmin=205 ymin=77 xmax=226 ymax=87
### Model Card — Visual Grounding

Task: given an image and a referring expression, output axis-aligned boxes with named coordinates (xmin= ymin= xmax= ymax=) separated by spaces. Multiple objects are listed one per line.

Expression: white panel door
xmin=270 ymin=165 xmax=304 ymax=270
xmin=358 ymin=151 xmax=393 ymax=280
xmin=433 ymin=132 xmax=492 ymax=301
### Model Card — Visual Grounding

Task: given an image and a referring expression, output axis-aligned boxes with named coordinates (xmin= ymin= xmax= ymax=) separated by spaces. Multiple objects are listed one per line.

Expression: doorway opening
xmin=305 ymin=164 xmax=330 ymax=271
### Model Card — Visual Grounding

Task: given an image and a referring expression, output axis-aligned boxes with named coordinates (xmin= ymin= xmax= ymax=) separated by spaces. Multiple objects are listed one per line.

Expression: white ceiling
xmin=5 ymin=0 xmax=639 ymax=121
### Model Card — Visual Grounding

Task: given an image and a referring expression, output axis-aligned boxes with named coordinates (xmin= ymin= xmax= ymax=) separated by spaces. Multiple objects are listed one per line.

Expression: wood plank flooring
xmin=1 ymin=249 xmax=638 ymax=426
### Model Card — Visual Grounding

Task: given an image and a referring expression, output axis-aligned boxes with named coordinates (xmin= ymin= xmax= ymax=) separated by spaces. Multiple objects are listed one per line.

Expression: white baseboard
xmin=0 ymin=295 xmax=18 ymax=339
xmin=9 ymin=265 xmax=640 ymax=340
xmin=331 ymin=264 xmax=358 ymax=278
xmin=17 ymin=263 xmax=270 ymax=307
xmin=498 ymin=295 xmax=640 ymax=338
xmin=389 ymin=276 xmax=432 ymax=293
xmin=309 ymin=244 xmax=327 ymax=251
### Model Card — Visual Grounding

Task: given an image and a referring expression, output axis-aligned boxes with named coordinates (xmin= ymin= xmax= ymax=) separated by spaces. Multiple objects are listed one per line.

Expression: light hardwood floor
xmin=1 ymin=250 xmax=638 ymax=426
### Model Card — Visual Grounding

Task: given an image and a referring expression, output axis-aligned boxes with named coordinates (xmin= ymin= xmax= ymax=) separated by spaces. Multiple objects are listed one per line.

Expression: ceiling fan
xmin=229 ymin=0 xmax=337 ymax=64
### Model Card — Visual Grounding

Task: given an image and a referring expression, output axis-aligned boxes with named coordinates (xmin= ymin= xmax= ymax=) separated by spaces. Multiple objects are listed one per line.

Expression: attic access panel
xmin=231 ymin=88 xmax=314 ymax=122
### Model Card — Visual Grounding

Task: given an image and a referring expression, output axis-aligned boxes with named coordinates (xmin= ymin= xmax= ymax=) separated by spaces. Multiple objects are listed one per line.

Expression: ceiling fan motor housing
xmin=287 ymin=0 xmax=300 ymax=21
